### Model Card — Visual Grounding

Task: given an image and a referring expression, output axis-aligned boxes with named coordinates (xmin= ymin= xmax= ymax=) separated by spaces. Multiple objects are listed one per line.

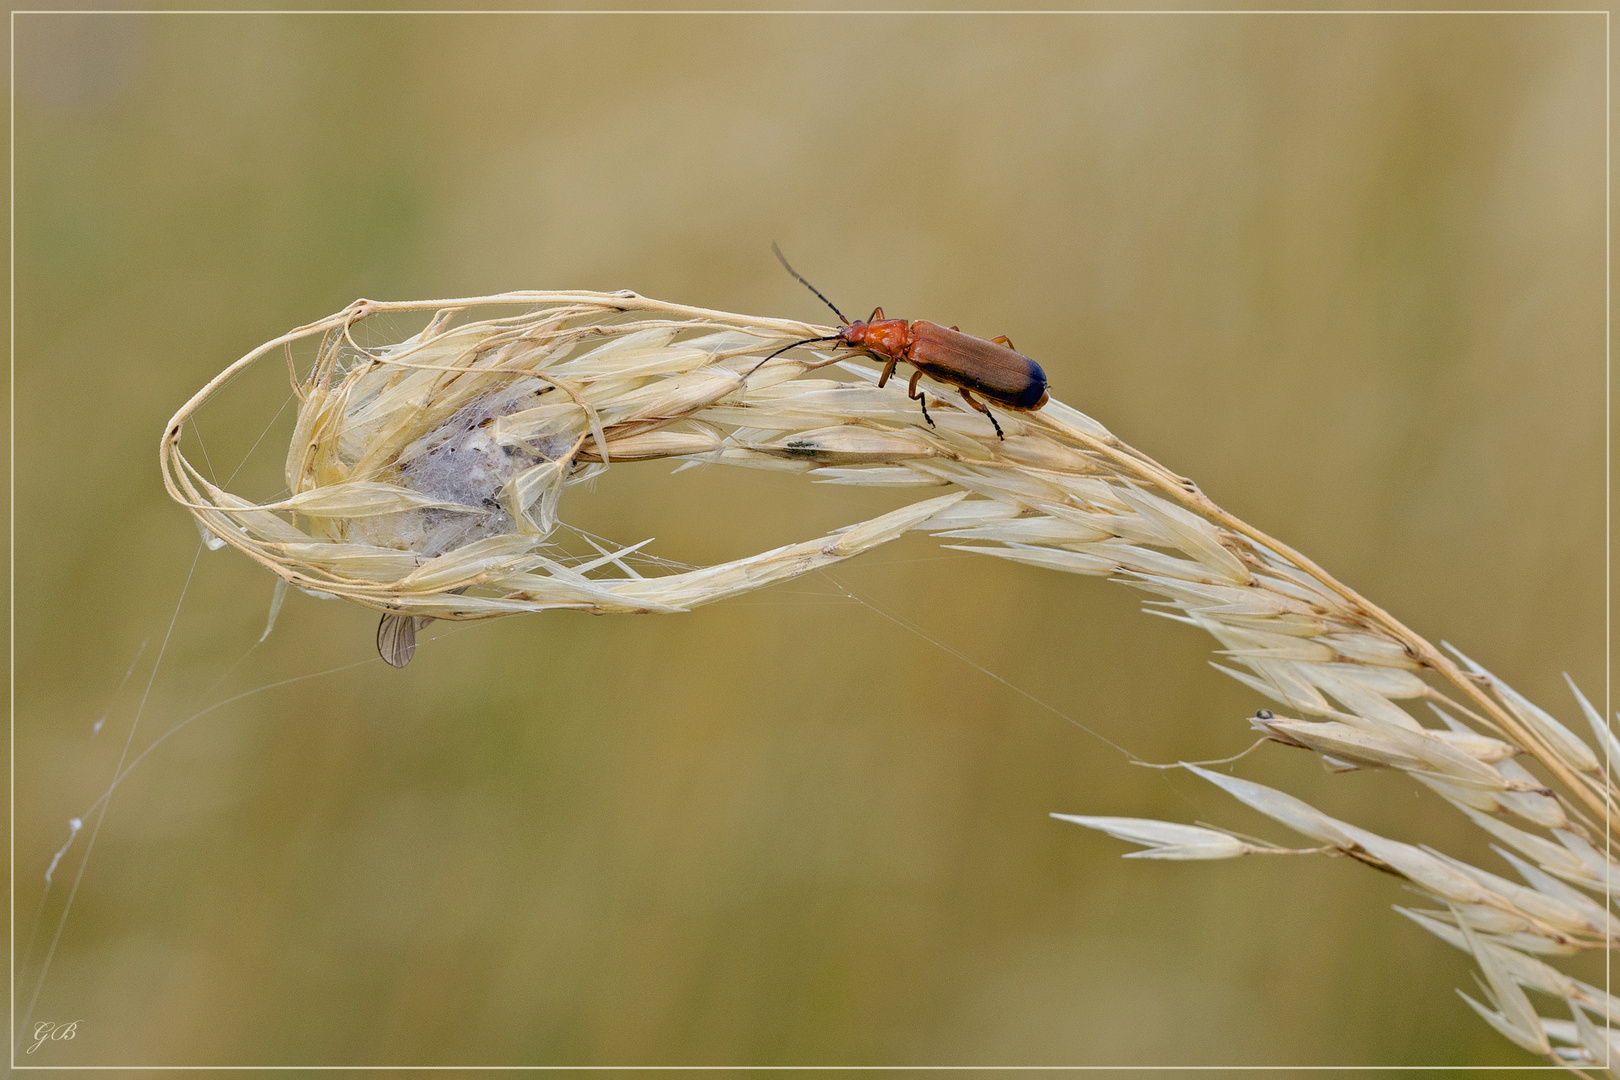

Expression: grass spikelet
xmin=165 ymin=291 xmax=1611 ymax=1069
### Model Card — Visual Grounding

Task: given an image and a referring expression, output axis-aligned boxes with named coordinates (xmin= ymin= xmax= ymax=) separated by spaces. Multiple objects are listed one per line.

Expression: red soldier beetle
xmin=747 ymin=244 xmax=1049 ymax=439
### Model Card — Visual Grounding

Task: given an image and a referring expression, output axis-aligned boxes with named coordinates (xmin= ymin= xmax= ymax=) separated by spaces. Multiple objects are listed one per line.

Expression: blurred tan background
xmin=12 ymin=10 xmax=1605 ymax=1069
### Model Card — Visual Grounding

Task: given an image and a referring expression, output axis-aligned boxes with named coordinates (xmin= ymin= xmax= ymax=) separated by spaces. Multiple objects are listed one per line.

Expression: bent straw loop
xmin=162 ymin=290 xmax=1612 ymax=844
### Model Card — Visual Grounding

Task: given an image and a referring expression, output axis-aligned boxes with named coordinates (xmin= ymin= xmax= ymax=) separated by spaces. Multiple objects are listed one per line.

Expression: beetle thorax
xmin=840 ymin=319 xmax=911 ymax=358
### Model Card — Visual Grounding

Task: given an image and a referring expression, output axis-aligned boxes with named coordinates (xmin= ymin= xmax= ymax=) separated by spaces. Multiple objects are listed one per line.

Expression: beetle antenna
xmin=742 ymin=334 xmax=843 ymax=381
xmin=771 ymin=242 xmax=849 ymax=326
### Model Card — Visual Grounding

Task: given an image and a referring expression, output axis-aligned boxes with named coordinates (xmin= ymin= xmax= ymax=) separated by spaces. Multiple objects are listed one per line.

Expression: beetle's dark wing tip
xmin=1015 ymin=360 xmax=1051 ymax=411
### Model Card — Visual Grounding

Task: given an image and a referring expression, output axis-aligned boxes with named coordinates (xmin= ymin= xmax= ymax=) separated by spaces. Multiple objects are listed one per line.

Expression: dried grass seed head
xmin=166 ymin=289 xmax=1617 ymax=1070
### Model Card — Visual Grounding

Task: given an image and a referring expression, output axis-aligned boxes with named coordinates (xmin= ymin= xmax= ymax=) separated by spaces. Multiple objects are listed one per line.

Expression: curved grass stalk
xmin=163 ymin=291 xmax=1614 ymax=1071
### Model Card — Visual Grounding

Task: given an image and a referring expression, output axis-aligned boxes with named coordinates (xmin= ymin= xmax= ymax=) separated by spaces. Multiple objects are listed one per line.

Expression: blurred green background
xmin=12 ymin=9 xmax=1606 ymax=1069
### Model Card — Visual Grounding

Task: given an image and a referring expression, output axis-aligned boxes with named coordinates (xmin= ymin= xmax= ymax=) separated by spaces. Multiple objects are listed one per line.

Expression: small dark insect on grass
xmin=750 ymin=243 xmax=1050 ymax=439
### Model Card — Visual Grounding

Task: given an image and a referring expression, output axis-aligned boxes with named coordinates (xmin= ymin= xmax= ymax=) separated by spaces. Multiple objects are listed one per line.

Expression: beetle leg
xmin=992 ymin=335 xmax=1016 ymax=350
xmin=907 ymin=367 xmax=935 ymax=428
xmin=868 ymin=307 xmax=885 ymax=322
xmin=876 ymin=357 xmax=899 ymax=388
xmin=959 ymin=388 xmax=1005 ymax=440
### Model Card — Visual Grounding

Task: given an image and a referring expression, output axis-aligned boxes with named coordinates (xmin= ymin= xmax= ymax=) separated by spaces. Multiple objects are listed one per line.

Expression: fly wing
xmin=908 ymin=321 xmax=1048 ymax=410
xmin=377 ymin=612 xmax=421 ymax=668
